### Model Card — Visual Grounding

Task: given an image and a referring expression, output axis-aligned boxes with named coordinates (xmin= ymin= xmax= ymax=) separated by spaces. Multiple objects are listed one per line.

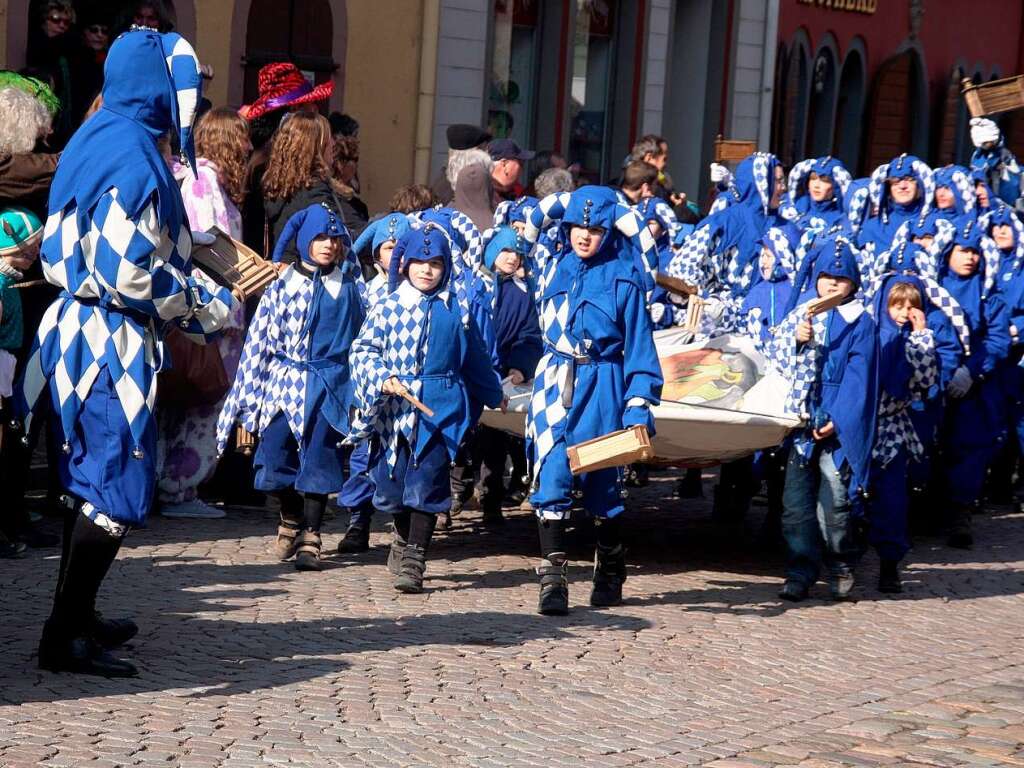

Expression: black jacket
xmin=264 ymin=179 xmax=368 ymax=263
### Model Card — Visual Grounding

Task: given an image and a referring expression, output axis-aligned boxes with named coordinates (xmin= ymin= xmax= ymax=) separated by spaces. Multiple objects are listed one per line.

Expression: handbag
xmin=158 ymin=327 xmax=230 ymax=408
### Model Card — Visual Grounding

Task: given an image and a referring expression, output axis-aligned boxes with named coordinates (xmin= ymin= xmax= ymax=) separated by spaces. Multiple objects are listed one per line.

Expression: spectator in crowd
xmin=432 ymin=124 xmax=491 ymax=205
xmin=388 ymin=184 xmax=436 ymax=214
xmin=533 ymin=167 xmax=574 ymax=198
xmin=453 ymin=162 xmax=495 ymax=234
xmin=157 ymin=107 xmax=253 ymax=518
xmin=72 ymin=9 xmax=111 ymax=124
xmin=263 ymin=112 xmax=366 ymax=263
xmin=25 ymin=0 xmax=77 ymax=146
xmin=239 ymin=63 xmax=334 ymax=253
xmin=329 ymin=112 xmax=359 ymax=139
xmin=489 ymin=138 xmax=533 ymax=204
xmin=333 ymin=134 xmax=369 ymax=224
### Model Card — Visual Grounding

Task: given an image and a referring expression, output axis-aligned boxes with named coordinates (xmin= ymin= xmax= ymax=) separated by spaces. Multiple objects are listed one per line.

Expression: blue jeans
xmin=781 ymin=443 xmax=862 ymax=586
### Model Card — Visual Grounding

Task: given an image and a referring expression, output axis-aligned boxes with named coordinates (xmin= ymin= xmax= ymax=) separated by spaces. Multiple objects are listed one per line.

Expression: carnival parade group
xmin=4 ymin=25 xmax=1024 ymax=679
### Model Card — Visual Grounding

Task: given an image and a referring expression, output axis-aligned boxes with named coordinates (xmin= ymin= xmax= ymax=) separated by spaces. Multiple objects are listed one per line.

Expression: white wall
xmin=640 ymin=0 xmax=673 ymax=137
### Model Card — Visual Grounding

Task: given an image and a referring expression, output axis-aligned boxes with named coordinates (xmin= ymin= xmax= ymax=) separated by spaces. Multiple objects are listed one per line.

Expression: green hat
xmin=0 ymin=206 xmax=43 ymax=258
xmin=0 ymin=71 xmax=60 ymax=116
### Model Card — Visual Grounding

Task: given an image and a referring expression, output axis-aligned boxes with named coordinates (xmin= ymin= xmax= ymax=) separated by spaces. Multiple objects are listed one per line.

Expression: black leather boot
xmin=38 ymin=621 xmax=137 ymax=678
xmin=878 ymin=560 xmax=902 ymax=594
xmin=394 ymin=511 xmax=435 ymax=593
xmin=590 ymin=543 xmax=627 ymax=607
xmin=537 ymin=553 xmax=569 ymax=615
xmin=336 ymin=521 xmax=371 ymax=554
xmin=947 ymin=503 xmax=973 ymax=549
xmin=92 ymin=611 xmax=139 ymax=649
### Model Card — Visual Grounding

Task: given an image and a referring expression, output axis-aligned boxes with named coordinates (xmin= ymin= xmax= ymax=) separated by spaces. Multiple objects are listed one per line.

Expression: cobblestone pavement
xmin=2 ymin=472 xmax=1024 ymax=767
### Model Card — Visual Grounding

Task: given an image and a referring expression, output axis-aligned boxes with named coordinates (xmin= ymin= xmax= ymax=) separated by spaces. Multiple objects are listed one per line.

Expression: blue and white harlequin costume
xmin=636 ymin=196 xmax=692 ymax=330
xmin=347 ymin=224 xmax=504 ymax=515
xmin=216 ymin=203 xmax=364 ymax=494
xmin=351 ymin=212 xmax=412 ymax=312
xmin=857 ymin=154 xmax=934 ymax=261
xmin=667 ymin=153 xmax=786 ymax=331
xmin=780 ymin=156 xmax=852 ymax=235
xmin=930 ymin=165 xmax=977 ymax=223
xmin=525 ymin=187 xmax=663 ymax=521
xmin=26 ymin=29 xmax=235 ymax=677
xmin=739 ymin=228 xmax=794 ymax=350
xmin=493 ymin=196 xmax=538 ymax=230
xmin=936 ymin=217 xmax=1011 ymax=532
xmin=17 ymin=29 xmax=235 ymax=530
xmin=866 ymin=274 xmax=939 ymax=565
xmin=970 ymin=119 xmax=1023 ymax=211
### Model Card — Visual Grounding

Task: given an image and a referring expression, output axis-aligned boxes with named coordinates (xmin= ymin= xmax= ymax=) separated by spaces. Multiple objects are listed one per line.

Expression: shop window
xmin=243 ymin=0 xmax=337 ymax=105
xmin=488 ymin=0 xmax=540 ymax=147
xmin=567 ymin=0 xmax=617 ymax=184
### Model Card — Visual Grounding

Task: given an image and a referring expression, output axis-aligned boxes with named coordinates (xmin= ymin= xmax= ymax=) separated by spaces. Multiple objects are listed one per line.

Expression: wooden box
xmin=962 ymin=75 xmax=1024 ymax=118
xmin=567 ymin=425 xmax=654 ymax=476
xmin=714 ymin=135 xmax=757 ymax=163
xmin=191 ymin=228 xmax=278 ymax=301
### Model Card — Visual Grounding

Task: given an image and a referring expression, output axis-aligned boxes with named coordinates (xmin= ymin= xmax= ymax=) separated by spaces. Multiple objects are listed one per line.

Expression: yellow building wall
xmin=193 ymin=1 xmax=234 ymax=109
xmin=342 ymin=0 xmax=424 ymax=213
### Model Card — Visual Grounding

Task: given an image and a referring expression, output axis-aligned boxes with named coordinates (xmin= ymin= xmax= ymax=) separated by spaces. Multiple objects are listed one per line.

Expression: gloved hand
xmin=947 ymin=365 xmax=973 ymax=398
xmin=970 ymin=117 xmax=1001 ymax=149
xmin=650 ymin=302 xmax=666 ymax=324
xmin=710 ymin=162 xmax=732 ymax=186
xmin=703 ymin=297 xmax=726 ymax=323
xmin=622 ymin=404 xmax=656 ymax=437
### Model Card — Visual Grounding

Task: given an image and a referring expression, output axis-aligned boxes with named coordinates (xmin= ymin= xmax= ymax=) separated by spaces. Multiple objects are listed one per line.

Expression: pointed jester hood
xmin=49 ymin=29 xmax=202 ymax=228
xmin=783 ymin=155 xmax=852 ymax=224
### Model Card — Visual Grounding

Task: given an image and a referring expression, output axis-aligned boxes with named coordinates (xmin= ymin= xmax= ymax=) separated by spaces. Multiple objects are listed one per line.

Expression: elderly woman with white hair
xmin=0 ymin=83 xmax=58 ymax=211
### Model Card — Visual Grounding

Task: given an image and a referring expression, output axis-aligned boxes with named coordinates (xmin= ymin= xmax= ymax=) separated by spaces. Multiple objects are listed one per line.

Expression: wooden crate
xmin=962 ymin=76 xmax=1024 ymax=118
xmin=714 ymin=135 xmax=757 ymax=162
xmin=567 ymin=425 xmax=654 ymax=475
xmin=191 ymin=228 xmax=278 ymax=301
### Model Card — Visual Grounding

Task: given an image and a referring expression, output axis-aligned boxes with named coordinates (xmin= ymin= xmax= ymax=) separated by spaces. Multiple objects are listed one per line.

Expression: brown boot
xmin=294 ymin=531 xmax=323 ymax=571
xmin=272 ymin=524 xmax=300 ymax=561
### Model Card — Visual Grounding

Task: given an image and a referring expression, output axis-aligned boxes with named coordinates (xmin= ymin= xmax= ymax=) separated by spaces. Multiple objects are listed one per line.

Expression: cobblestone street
xmin=2 ymin=473 xmax=1024 ymax=767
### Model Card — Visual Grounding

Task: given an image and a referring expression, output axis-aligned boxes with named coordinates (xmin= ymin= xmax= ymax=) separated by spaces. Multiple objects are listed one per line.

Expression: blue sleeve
xmin=618 ymin=279 xmax=663 ymax=407
xmin=973 ymin=294 xmax=1011 ymax=377
xmin=461 ymin=318 xmax=505 ymax=409
xmin=972 ymin=146 xmax=1023 ymax=207
xmin=505 ymin=296 xmax=543 ymax=380
xmin=836 ymin=317 xmax=878 ymax=496
xmin=926 ymin=308 xmax=964 ymax=391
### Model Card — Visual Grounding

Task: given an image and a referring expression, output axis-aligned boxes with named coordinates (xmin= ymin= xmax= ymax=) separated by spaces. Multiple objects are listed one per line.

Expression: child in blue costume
xmin=349 ymin=224 xmax=504 ymax=593
xmin=936 ymin=216 xmax=1010 ymax=547
xmin=780 ymin=156 xmax=852 ymax=237
xmin=335 ymin=212 xmax=412 ymax=555
xmin=986 ymin=207 xmax=1024 ymax=504
xmin=476 ymin=227 xmax=543 ymax=522
xmin=668 ymin=153 xmax=787 ymax=332
xmin=217 ymin=203 xmax=364 ymax=571
xmin=867 ymin=276 xmax=938 ymax=593
xmin=19 ymin=29 xmax=236 ymax=677
xmin=740 ymin=228 xmax=795 ymax=350
xmin=858 ymin=154 xmax=934 ymax=261
xmin=771 ymin=235 xmax=878 ymax=602
xmin=637 ymin=195 xmax=693 ymax=330
xmin=526 ymin=186 xmax=663 ymax=615
xmin=930 ymin=165 xmax=977 ymax=224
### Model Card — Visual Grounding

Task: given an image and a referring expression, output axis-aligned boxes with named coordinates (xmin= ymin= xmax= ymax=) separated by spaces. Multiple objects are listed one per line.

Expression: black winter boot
xmin=878 ymin=560 xmax=902 ymax=594
xmin=537 ymin=553 xmax=569 ymax=615
xmin=394 ymin=510 xmax=435 ymax=593
xmin=337 ymin=522 xmax=370 ymax=554
xmin=947 ymin=503 xmax=974 ymax=549
xmin=388 ymin=510 xmax=410 ymax=575
xmin=590 ymin=543 xmax=627 ymax=607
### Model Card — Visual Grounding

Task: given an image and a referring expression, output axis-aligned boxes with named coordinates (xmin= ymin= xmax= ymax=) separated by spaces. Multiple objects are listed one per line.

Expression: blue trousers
xmin=338 ymin=439 xmax=377 ymax=526
xmin=530 ymin=436 xmax=622 ymax=521
xmin=53 ymin=367 xmax=156 ymax=527
xmin=868 ymin=451 xmax=911 ymax=563
xmin=373 ymin=434 xmax=451 ymax=515
xmin=781 ymin=443 xmax=862 ymax=586
xmin=254 ymin=411 xmax=346 ymax=495
xmin=942 ymin=384 xmax=1003 ymax=505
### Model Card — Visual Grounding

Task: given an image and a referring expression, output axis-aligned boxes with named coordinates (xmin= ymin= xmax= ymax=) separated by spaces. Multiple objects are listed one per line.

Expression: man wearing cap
xmin=431 ymin=124 xmax=492 ymax=205
xmin=489 ymin=138 xmax=534 ymax=205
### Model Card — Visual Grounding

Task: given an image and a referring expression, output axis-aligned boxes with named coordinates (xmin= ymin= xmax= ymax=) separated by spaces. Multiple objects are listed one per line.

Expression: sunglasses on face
xmin=47 ymin=14 xmax=71 ymax=26
xmin=86 ymin=25 xmax=109 ymax=34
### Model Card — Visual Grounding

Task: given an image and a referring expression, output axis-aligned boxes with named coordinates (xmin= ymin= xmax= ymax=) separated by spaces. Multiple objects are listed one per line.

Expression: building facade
xmin=773 ymin=0 xmax=1024 ymax=176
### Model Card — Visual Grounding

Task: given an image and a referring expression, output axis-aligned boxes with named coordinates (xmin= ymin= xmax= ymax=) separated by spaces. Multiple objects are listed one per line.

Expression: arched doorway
xmin=772 ymin=34 xmax=811 ymax=169
xmin=240 ymin=0 xmax=343 ymax=107
xmin=833 ymin=45 xmax=865 ymax=173
xmin=805 ymin=41 xmax=837 ymax=158
xmin=863 ymin=47 xmax=928 ymax=172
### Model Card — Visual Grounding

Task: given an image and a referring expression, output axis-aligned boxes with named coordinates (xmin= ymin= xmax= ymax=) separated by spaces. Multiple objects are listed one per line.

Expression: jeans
xmin=781 ymin=443 xmax=862 ymax=586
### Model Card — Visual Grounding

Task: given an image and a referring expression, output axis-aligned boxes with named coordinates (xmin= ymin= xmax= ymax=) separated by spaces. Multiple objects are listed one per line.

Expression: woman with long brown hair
xmin=263 ymin=111 xmax=366 ymax=262
xmin=157 ymin=106 xmax=252 ymax=519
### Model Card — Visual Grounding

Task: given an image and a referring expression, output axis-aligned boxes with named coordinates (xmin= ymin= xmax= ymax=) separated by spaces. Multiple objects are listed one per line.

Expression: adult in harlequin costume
xmin=335 ymin=212 xmax=412 ymax=555
xmin=524 ymin=186 xmax=663 ymax=615
xmin=780 ymin=156 xmax=852 ymax=236
xmin=347 ymin=224 xmax=504 ymax=593
xmin=18 ymin=29 xmax=236 ymax=677
xmin=857 ymin=154 xmax=934 ymax=262
xmin=667 ymin=153 xmax=786 ymax=333
xmin=935 ymin=216 xmax=1010 ymax=548
xmin=969 ymin=117 xmax=1023 ymax=211
xmin=217 ymin=202 xmax=364 ymax=571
